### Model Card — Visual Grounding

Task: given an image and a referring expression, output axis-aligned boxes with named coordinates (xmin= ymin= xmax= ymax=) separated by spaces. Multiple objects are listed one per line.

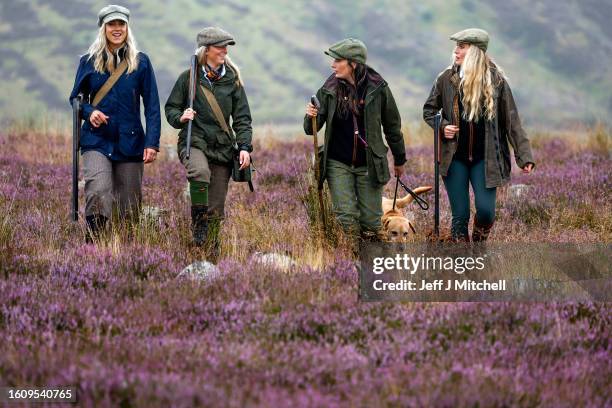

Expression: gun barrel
xmin=433 ymin=109 xmax=442 ymax=237
xmin=71 ymin=94 xmax=82 ymax=222
xmin=185 ymin=54 xmax=197 ymax=160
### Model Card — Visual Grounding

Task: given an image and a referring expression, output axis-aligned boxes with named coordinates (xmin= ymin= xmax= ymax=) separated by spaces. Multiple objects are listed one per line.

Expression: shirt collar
xmin=202 ymin=63 xmax=226 ymax=77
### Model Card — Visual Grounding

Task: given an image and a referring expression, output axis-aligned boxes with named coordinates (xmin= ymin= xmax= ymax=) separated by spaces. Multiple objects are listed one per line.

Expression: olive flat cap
xmin=197 ymin=27 xmax=236 ymax=47
xmin=324 ymin=38 xmax=367 ymax=64
xmin=97 ymin=4 xmax=130 ymax=27
xmin=450 ymin=28 xmax=489 ymax=52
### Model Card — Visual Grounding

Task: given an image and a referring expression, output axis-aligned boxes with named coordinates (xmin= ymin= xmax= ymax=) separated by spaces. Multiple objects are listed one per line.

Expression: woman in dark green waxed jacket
xmin=165 ymin=27 xmax=253 ymax=252
xmin=304 ymin=38 xmax=407 ymax=240
xmin=423 ymin=28 xmax=535 ymax=242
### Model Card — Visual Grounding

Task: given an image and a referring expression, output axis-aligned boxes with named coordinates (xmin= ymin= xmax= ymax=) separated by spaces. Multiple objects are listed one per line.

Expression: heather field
xmin=0 ymin=127 xmax=611 ymax=407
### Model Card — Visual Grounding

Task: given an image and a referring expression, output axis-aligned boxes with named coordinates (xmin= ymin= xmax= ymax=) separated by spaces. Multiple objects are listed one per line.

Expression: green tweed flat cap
xmin=97 ymin=4 xmax=130 ymax=27
xmin=450 ymin=28 xmax=489 ymax=52
xmin=324 ymin=38 xmax=367 ymax=64
xmin=197 ymin=27 xmax=236 ymax=47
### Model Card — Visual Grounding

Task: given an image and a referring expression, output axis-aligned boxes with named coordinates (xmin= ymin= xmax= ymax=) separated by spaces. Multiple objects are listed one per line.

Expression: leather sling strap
xmin=92 ymin=59 xmax=128 ymax=107
xmin=200 ymin=84 xmax=254 ymax=191
xmin=199 ymin=84 xmax=236 ymax=146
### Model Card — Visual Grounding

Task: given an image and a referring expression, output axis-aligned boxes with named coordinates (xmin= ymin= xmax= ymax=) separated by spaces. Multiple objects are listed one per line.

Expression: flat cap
xmin=324 ymin=38 xmax=367 ymax=64
xmin=450 ymin=28 xmax=489 ymax=52
xmin=197 ymin=27 xmax=236 ymax=47
xmin=97 ymin=4 xmax=130 ymax=27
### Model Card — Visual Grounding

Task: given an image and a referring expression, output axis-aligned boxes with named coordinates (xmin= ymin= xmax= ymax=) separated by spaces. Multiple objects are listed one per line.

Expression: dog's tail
xmin=395 ymin=186 xmax=433 ymax=208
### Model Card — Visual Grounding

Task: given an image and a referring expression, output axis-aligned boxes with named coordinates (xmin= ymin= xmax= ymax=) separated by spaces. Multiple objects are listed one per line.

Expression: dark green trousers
xmin=326 ymin=159 xmax=383 ymax=235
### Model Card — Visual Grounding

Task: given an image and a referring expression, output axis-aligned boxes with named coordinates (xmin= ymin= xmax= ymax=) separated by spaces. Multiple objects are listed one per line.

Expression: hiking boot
xmin=85 ymin=214 xmax=107 ymax=243
xmin=451 ymin=234 xmax=470 ymax=243
xmin=191 ymin=205 xmax=209 ymax=247
xmin=472 ymin=219 xmax=494 ymax=242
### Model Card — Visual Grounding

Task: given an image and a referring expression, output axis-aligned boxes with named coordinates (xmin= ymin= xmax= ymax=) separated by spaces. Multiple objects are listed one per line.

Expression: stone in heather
xmin=178 ymin=261 xmax=220 ymax=282
xmin=508 ymin=184 xmax=534 ymax=200
xmin=140 ymin=206 xmax=168 ymax=225
xmin=163 ymin=144 xmax=178 ymax=161
xmin=252 ymin=252 xmax=297 ymax=271
xmin=183 ymin=181 xmax=190 ymax=201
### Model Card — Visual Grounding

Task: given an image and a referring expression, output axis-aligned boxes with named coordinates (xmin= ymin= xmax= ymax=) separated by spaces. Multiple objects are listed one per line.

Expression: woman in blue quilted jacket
xmin=69 ymin=4 xmax=160 ymax=242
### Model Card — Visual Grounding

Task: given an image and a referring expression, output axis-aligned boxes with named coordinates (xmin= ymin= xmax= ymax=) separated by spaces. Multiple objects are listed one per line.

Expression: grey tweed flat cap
xmin=450 ymin=28 xmax=489 ymax=52
xmin=97 ymin=4 xmax=130 ymax=27
xmin=197 ymin=27 xmax=236 ymax=47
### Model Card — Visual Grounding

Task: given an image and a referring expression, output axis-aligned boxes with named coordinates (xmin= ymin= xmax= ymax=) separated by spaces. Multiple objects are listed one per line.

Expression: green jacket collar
xmin=321 ymin=66 xmax=387 ymax=105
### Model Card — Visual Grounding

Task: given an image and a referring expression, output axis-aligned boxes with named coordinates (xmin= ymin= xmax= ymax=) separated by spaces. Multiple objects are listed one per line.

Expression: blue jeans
xmin=442 ymin=159 xmax=496 ymax=239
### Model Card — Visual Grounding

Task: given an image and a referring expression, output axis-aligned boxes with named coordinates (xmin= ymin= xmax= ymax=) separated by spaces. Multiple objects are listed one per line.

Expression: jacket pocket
xmin=216 ymin=130 xmax=234 ymax=146
xmin=118 ymin=122 xmax=145 ymax=156
xmin=370 ymin=147 xmax=390 ymax=184
xmin=79 ymin=122 xmax=105 ymax=149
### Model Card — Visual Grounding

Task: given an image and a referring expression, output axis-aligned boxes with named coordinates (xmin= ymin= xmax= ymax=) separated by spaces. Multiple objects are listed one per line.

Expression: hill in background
xmin=1 ymin=0 xmax=611 ymax=129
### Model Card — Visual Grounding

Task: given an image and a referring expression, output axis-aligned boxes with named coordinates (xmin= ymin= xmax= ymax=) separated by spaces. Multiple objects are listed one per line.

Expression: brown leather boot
xmin=472 ymin=219 xmax=494 ymax=242
xmin=85 ymin=214 xmax=107 ymax=243
xmin=452 ymin=233 xmax=470 ymax=243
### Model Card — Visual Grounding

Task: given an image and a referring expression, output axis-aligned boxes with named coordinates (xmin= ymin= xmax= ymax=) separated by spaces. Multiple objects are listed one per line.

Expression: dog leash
xmin=392 ymin=176 xmax=429 ymax=211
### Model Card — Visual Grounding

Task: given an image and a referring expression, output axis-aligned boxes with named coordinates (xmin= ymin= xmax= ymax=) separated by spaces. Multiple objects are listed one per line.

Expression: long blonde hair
xmin=454 ymin=45 xmax=505 ymax=122
xmin=86 ymin=23 xmax=139 ymax=74
xmin=196 ymin=46 xmax=244 ymax=87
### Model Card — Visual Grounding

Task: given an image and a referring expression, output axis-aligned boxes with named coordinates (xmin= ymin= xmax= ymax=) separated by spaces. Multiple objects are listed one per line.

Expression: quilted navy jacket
xmin=69 ymin=51 xmax=161 ymax=161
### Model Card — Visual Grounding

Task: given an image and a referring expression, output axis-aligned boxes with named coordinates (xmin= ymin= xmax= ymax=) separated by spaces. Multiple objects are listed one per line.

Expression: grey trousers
xmin=82 ymin=150 xmax=144 ymax=218
xmin=180 ymin=147 xmax=232 ymax=219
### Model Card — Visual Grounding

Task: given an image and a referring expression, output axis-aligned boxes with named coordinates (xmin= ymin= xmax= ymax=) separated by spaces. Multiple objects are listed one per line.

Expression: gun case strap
xmin=199 ymin=84 xmax=234 ymax=144
xmin=91 ymin=59 xmax=128 ymax=107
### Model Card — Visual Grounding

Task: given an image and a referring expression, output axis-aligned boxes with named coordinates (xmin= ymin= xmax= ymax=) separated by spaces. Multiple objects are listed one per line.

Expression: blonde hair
xmin=86 ymin=23 xmax=139 ymax=74
xmin=196 ymin=46 xmax=244 ymax=87
xmin=453 ymin=45 xmax=505 ymax=122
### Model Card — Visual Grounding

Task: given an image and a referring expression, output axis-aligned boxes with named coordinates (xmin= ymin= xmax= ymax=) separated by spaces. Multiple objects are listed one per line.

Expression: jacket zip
xmin=352 ymin=128 xmax=357 ymax=166
xmin=361 ymin=82 xmax=383 ymax=164
xmin=452 ymin=93 xmax=460 ymax=149
xmin=351 ymin=112 xmax=359 ymax=166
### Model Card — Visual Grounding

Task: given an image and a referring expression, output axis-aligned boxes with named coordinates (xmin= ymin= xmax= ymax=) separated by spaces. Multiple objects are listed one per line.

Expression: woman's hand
xmin=305 ymin=102 xmax=318 ymax=118
xmin=143 ymin=148 xmax=157 ymax=164
xmin=394 ymin=163 xmax=405 ymax=178
xmin=239 ymin=150 xmax=251 ymax=170
xmin=90 ymin=110 xmax=109 ymax=128
xmin=443 ymin=125 xmax=459 ymax=139
xmin=180 ymin=108 xmax=196 ymax=123
xmin=522 ymin=163 xmax=534 ymax=174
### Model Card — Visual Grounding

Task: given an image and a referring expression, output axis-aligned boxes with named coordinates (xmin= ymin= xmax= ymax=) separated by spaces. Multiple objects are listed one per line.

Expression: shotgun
xmin=310 ymin=95 xmax=327 ymax=232
xmin=71 ymin=93 xmax=83 ymax=222
xmin=433 ymin=109 xmax=442 ymax=238
xmin=185 ymin=54 xmax=198 ymax=160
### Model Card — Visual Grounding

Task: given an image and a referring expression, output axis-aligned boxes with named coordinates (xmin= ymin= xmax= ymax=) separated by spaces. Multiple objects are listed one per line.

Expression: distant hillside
xmin=1 ymin=0 xmax=611 ymax=129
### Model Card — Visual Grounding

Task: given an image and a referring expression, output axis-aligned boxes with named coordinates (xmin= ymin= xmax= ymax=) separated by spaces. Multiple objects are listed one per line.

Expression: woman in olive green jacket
xmin=304 ymin=38 xmax=407 ymax=240
xmin=423 ymin=28 xmax=535 ymax=242
xmin=165 ymin=27 xmax=253 ymax=250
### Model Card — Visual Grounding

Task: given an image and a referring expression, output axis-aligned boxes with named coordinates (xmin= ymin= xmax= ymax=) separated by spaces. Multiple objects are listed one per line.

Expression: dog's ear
xmin=383 ymin=218 xmax=391 ymax=229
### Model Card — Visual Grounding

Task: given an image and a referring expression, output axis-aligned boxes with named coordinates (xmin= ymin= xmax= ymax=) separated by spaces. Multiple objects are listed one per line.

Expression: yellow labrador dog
xmin=381 ymin=186 xmax=432 ymax=242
